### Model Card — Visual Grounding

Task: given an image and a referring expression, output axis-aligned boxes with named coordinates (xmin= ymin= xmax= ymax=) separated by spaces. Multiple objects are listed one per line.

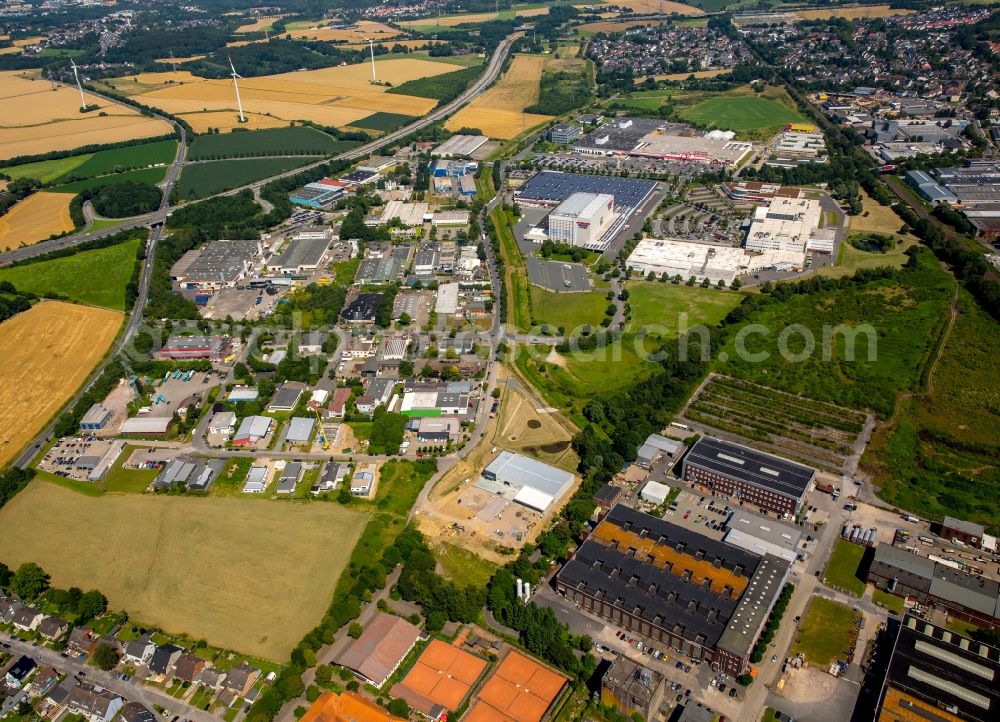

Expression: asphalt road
xmin=1 ymin=635 xmax=216 ymax=722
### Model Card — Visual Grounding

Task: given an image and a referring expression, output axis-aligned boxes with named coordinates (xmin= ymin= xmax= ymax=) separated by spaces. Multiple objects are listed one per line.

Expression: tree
xmin=348 ymin=623 xmax=363 ymax=639
xmin=338 ymin=486 xmax=352 ymax=504
xmin=314 ymin=666 xmax=333 ymax=685
xmin=0 ymin=562 xmax=10 ymax=587
xmin=11 ymin=562 xmax=49 ymax=599
xmin=388 ymin=699 xmax=410 ymax=717
xmin=92 ymin=644 xmax=119 ymax=671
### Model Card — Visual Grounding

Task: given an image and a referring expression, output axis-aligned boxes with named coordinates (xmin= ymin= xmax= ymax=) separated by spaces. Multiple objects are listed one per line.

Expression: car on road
xmin=675 ymin=661 xmax=684 ymax=670
xmin=771 ymin=655 xmax=778 ymax=662
xmin=729 ymin=688 xmax=738 ymax=698
xmin=683 ymin=664 xmax=691 ymax=673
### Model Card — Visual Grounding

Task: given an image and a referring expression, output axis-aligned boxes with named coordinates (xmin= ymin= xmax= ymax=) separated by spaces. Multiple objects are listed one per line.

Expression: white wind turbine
xmin=360 ymin=36 xmax=377 ymax=84
xmin=70 ymin=59 xmax=87 ymax=110
xmin=228 ymin=56 xmax=246 ymax=123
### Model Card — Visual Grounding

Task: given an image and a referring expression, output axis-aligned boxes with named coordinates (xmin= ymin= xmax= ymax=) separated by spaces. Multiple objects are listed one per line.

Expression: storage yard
xmin=446 ymin=55 xmax=552 ymax=139
xmin=0 ymin=71 xmax=172 ymax=160
xmin=0 ymin=482 xmax=368 ymax=660
xmin=0 ymin=191 xmax=75 ymax=251
xmin=0 ymin=301 xmax=122 ymax=468
xmin=101 ymin=59 xmax=465 ymax=131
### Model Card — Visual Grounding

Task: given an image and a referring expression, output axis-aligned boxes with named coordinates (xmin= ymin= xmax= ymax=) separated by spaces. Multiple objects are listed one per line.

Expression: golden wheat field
xmin=794 ymin=5 xmax=914 ymax=20
xmin=179 ymin=110 xmax=291 ymax=133
xmin=285 ymin=19 xmax=401 ymax=42
xmin=405 ymin=7 xmax=551 ymax=27
xmin=593 ymin=0 xmax=703 ymax=14
xmin=12 ymin=35 xmax=45 ymax=47
xmin=0 ymin=72 xmax=172 ymax=160
xmin=105 ymin=58 xmax=458 ymax=129
xmin=154 ymin=55 xmax=206 ymax=64
xmin=446 ymin=54 xmax=551 ymax=139
xmin=234 ymin=14 xmax=289 ymax=34
xmin=0 ymin=301 xmax=122 ymax=468
xmin=0 ymin=192 xmax=75 ymax=251
xmin=0 ymin=47 xmax=20 ymax=56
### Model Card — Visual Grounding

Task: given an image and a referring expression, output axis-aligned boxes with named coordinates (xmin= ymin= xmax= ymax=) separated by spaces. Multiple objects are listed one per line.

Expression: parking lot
xmin=528 ymin=152 xmax=708 ymax=180
xmin=38 ymin=438 xmax=124 ymax=481
xmin=526 ymin=257 xmax=592 ymax=292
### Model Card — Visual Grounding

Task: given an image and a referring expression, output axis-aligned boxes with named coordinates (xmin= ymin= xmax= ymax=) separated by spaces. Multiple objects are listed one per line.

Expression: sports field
xmin=680 ymin=93 xmax=804 ymax=136
xmin=0 ymin=71 xmax=171 ymax=160
xmin=0 ymin=192 xmax=74 ymax=250
xmin=177 ymin=157 xmax=315 ymax=199
xmin=0 ymin=301 xmax=122 ymax=468
xmin=0 ymin=482 xmax=367 ymax=660
xmin=104 ymin=59 xmax=459 ymax=131
xmin=624 ymin=282 xmax=742 ymax=335
xmin=0 ymin=236 xmax=142 ymax=310
xmin=446 ymin=55 xmax=552 ymax=139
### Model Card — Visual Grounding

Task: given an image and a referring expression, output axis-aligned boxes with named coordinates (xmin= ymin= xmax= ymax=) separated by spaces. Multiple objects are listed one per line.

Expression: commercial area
xmin=571 ymin=118 xmax=753 ymax=168
xmin=476 ymin=450 xmax=575 ymax=513
xmin=555 ymin=505 xmax=791 ymax=675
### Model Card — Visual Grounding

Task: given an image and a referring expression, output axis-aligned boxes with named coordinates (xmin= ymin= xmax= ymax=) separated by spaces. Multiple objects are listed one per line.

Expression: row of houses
xmin=0 ymin=592 xmax=69 ymax=641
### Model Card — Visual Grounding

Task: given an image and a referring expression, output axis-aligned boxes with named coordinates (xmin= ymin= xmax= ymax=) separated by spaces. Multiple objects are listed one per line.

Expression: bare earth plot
xmin=0 ymin=71 xmax=172 ymax=160
xmin=678 ymin=375 xmax=871 ymax=474
xmin=105 ymin=59 xmax=457 ymax=132
xmin=446 ymin=55 xmax=552 ymax=139
xmin=0 ymin=483 xmax=368 ymax=661
xmin=0 ymin=191 xmax=74 ymax=251
xmin=0 ymin=301 xmax=122 ymax=468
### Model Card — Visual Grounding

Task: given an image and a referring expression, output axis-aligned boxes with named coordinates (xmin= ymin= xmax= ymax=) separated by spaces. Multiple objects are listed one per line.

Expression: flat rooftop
xmin=684 ymin=436 xmax=815 ymax=501
xmin=516 ymin=171 xmax=656 ymax=211
xmin=632 ymin=133 xmax=754 ymax=166
xmin=432 ymin=134 xmax=489 ymax=157
xmin=272 ymin=237 xmax=329 ymax=269
xmin=174 ymin=240 xmax=258 ymax=283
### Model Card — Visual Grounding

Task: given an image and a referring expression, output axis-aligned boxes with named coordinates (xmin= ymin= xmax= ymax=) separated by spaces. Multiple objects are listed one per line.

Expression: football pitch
xmin=0 ymin=482 xmax=367 ymax=660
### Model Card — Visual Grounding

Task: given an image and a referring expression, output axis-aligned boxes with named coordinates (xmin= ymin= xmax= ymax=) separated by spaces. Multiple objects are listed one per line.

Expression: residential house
xmin=66 ymin=682 xmax=124 ymax=722
xmin=223 ymin=663 xmax=260 ymax=697
xmin=5 ymin=656 xmax=36 ymax=688
xmin=123 ymin=636 xmax=156 ymax=666
xmin=37 ymin=616 xmax=69 ymax=641
xmin=29 ymin=668 xmax=59 ymax=699
xmin=11 ymin=605 xmax=42 ymax=631
xmin=173 ymin=653 xmax=206 ymax=683
xmin=44 ymin=678 xmax=77 ymax=712
xmin=68 ymin=626 xmax=97 ymax=656
xmin=196 ymin=667 xmax=227 ymax=690
xmin=119 ymin=702 xmax=156 ymax=722
xmin=148 ymin=644 xmax=183 ymax=677
xmin=0 ymin=591 xmax=21 ymax=623
xmin=325 ymin=387 xmax=351 ymax=419
xmin=276 ymin=462 xmax=303 ymax=494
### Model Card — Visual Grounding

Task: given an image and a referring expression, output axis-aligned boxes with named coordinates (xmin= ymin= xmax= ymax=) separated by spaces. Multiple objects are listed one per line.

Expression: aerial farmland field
xmin=403 ymin=6 xmax=551 ymax=30
xmin=0 ymin=482 xmax=368 ymax=660
xmin=0 ymin=301 xmax=122 ymax=468
xmin=0 ymin=192 xmax=75 ymax=250
xmin=187 ymin=126 xmax=354 ymax=160
xmin=0 ymin=71 xmax=172 ymax=160
xmin=284 ymin=19 xmax=400 ymax=42
xmin=446 ymin=55 xmax=552 ymax=139
xmin=3 ymin=140 xmax=177 ymax=184
xmin=104 ymin=58 xmax=460 ymax=131
xmin=177 ymin=156 xmax=315 ymax=199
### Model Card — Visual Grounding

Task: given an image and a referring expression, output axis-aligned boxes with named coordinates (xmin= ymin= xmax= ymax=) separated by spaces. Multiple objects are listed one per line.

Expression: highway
xmin=7 ymin=33 xmax=522 ymax=470
xmin=0 ymin=32 xmax=522 ymax=266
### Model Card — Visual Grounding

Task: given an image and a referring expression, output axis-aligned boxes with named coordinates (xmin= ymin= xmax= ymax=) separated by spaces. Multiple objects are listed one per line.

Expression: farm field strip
xmin=0 ymin=482 xmax=368 ymax=660
xmin=403 ymin=7 xmax=551 ymax=28
xmin=0 ymin=301 xmax=122 ymax=468
xmin=0 ymin=191 xmax=74 ymax=250
xmin=793 ymin=5 xmax=915 ymax=20
xmin=0 ymin=71 xmax=171 ymax=160
xmin=679 ymin=375 xmax=869 ymax=474
xmin=446 ymin=54 xmax=552 ymax=139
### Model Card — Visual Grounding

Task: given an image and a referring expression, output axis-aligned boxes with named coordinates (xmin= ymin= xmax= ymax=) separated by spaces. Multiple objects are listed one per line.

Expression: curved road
xmin=0 ymin=32 xmax=522 ymax=266
xmin=8 ymin=34 xmax=522 ymax=469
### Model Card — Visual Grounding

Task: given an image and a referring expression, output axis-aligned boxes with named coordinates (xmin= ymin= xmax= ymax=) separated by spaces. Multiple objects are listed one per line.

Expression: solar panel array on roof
xmin=515 ymin=171 xmax=657 ymax=211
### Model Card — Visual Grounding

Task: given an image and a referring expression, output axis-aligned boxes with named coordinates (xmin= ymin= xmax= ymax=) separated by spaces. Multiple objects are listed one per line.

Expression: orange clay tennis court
xmin=390 ymin=640 xmax=487 ymax=714
xmin=464 ymin=650 xmax=569 ymax=722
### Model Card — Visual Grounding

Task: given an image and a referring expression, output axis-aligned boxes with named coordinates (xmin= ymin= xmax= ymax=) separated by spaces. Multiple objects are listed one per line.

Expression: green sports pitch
xmin=680 ymin=95 xmax=805 ymax=135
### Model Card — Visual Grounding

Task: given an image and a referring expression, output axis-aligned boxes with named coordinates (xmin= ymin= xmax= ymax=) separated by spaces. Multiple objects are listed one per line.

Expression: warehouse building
xmin=601 ymin=657 xmax=665 ymax=722
xmin=573 ymin=118 xmax=667 ymax=154
xmin=867 ymin=544 xmax=1000 ymax=629
xmin=476 ymin=451 xmax=575 ymax=513
xmin=336 ymin=612 xmax=422 ymax=687
xmin=874 ymin=615 xmax=1000 ymax=722
xmin=626 ymin=239 xmax=749 ymax=286
xmin=341 ymin=293 xmax=382 ymax=323
xmin=80 ymin=404 xmax=112 ymax=432
xmin=640 ymin=480 xmax=671 ymax=506
xmin=636 ymin=433 xmax=684 ymax=468
xmin=555 ymin=505 xmax=791 ymax=675
xmin=373 ymin=200 xmax=429 ymax=227
xmin=723 ymin=510 xmax=802 ymax=564
xmin=546 ymin=193 xmax=616 ymax=248
xmin=232 ymin=415 xmax=273 ymax=446
xmin=266 ymin=235 xmax=331 ymax=275
xmin=289 ymin=179 xmax=346 ymax=208
xmin=744 ymin=197 xmax=831 ymax=260
xmin=939 ymin=517 xmax=985 ymax=550
xmin=681 ymin=436 xmax=814 ymax=517
xmin=171 ymin=240 xmax=262 ymax=290
xmin=119 ymin=417 xmax=173 ymax=435
xmin=631 ymin=133 xmax=753 ymax=168
xmin=285 ymin=417 xmax=315 ymax=445
xmin=432 ymin=134 xmax=488 ymax=158
xmin=156 ymin=335 xmax=232 ymax=361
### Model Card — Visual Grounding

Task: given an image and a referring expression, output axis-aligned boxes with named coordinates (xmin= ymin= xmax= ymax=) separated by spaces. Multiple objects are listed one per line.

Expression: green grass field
xmin=49 ymin=166 xmax=168 ymax=194
xmin=187 ymin=127 xmax=354 ymax=161
xmin=822 ymin=539 xmax=866 ymax=596
xmin=3 ymin=140 xmax=177 ymax=184
xmin=387 ymin=64 xmax=483 ymax=100
xmin=0 ymin=481 xmax=368 ymax=660
xmin=680 ymin=93 xmax=805 ymax=137
xmin=366 ymin=459 xmax=437 ymax=517
xmin=432 ymin=541 xmax=498 ymax=588
xmin=176 ymin=157 xmax=314 ymax=199
xmin=349 ymin=112 xmax=416 ymax=133
xmin=715 ymin=248 xmax=954 ymax=417
xmin=872 ymin=588 xmax=904 ymax=614
xmin=0 ymin=236 xmax=141 ymax=310
xmin=624 ymin=282 xmax=742 ymax=336
xmin=529 ymin=287 xmax=609 ymax=331
xmin=792 ymin=597 xmax=859 ymax=667
xmin=866 ymin=291 xmax=1000 ymax=531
